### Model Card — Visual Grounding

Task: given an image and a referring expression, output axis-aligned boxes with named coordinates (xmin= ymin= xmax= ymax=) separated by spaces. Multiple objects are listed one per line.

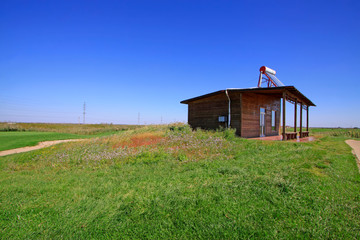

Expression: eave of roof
xmin=180 ymin=86 xmax=316 ymax=106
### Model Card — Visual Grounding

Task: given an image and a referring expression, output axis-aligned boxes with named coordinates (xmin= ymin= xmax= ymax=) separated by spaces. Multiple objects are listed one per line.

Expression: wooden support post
xmin=306 ymin=106 xmax=309 ymax=132
xmin=294 ymin=99 xmax=297 ymax=133
xmin=300 ymin=102 xmax=303 ymax=137
xmin=239 ymin=93 xmax=242 ymax=137
xmin=282 ymin=92 xmax=286 ymax=141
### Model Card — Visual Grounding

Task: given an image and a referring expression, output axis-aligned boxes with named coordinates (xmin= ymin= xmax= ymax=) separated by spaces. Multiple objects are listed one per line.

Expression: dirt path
xmin=0 ymin=139 xmax=83 ymax=157
xmin=346 ymin=139 xmax=360 ymax=172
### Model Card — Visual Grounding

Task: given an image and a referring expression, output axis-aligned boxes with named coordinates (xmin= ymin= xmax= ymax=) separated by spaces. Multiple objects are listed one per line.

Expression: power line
xmin=83 ymin=102 xmax=86 ymax=124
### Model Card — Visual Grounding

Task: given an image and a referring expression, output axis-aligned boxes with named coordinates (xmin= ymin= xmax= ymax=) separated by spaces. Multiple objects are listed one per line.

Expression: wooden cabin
xmin=180 ymin=86 xmax=315 ymax=140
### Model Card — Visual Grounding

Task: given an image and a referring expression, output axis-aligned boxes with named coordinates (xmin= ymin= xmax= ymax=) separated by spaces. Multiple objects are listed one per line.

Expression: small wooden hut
xmin=180 ymin=67 xmax=316 ymax=140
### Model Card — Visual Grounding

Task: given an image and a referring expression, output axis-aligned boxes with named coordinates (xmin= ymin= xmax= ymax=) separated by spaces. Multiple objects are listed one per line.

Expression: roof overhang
xmin=180 ymin=86 xmax=316 ymax=107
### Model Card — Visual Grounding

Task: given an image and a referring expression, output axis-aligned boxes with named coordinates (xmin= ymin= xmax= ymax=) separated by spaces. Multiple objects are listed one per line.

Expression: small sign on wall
xmin=218 ymin=116 xmax=227 ymax=123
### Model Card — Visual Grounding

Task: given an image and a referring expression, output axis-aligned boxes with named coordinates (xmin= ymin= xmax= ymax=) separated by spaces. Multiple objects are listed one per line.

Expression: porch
xmin=281 ymin=89 xmax=315 ymax=141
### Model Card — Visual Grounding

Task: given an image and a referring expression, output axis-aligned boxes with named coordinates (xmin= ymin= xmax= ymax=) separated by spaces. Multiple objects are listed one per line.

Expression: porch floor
xmin=250 ymin=135 xmax=315 ymax=142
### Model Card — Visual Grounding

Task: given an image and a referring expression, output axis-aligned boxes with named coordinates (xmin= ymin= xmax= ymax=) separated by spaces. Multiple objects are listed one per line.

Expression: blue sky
xmin=1 ymin=0 xmax=359 ymax=127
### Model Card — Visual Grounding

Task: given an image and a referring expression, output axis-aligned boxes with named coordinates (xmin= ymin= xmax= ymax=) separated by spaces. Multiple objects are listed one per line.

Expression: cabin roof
xmin=180 ymin=86 xmax=316 ymax=107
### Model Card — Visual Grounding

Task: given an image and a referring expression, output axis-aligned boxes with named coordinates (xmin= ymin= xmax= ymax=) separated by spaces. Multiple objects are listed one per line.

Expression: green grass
xmin=0 ymin=131 xmax=125 ymax=152
xmin=0 ymin=125 xmax=359 ymax=239
xmin=285 ymin=127 xmax=360 ymax=138
xmin=0 ymin=122 xmax=143 ymax=151
xmin=310 ymin=127 xmax=360 ymax=138
xmin=0 ymin=122 xmax=140 ymax=135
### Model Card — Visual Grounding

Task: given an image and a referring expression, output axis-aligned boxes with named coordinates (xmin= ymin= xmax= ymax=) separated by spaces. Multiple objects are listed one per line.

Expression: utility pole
xmin=83 ymin=102 xmax=86 ymax=124
xmin=138 ymin=112 xmax=140 ymax=125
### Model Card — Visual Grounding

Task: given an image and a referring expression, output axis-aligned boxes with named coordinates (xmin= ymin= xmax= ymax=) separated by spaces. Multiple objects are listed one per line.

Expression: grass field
xmin=310 ymin=127 xmax=360 ymax=138
xmin=0 ymin=122 xmax=141 ymax=151
xmin=0 ymin=132 xmax=87 ymax=151
xmin=0 ymin=124 xmax=359 ymax=239
xmin=0 ymin=122 xmax=139 ymax=135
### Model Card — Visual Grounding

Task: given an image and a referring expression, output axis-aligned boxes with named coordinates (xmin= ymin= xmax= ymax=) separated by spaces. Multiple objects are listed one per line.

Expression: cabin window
xmin=272 ymin=110 xmax=276 ymax=131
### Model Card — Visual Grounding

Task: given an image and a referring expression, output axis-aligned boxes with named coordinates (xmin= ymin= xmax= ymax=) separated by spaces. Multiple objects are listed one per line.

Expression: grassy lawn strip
xmin=0 ymin=131 xmax=117 ymax=151
xmin=0 ymin=122 xmax=139 ymax=135
xmin=0 ymin=125 xmax=359 ymax=238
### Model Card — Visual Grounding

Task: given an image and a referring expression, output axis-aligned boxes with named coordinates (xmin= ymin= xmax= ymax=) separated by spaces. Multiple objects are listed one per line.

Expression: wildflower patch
xmin=112 ymin=132 xmax=164 ymax=149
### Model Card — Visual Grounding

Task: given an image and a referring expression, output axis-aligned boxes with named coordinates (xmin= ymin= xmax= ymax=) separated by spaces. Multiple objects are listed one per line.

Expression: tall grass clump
xmin=22 ymin=124 xmax=231 ymax=170
xmin=329 ymin=129 xmax=360 ymax=138
xmin=310 ymin=128 xmax=360 ymax=138
xmin=216 ymin=127 xmax=237 ymax=141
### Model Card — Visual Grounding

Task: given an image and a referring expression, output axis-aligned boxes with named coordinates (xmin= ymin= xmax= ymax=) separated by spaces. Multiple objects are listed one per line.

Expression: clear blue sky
xmin=1 ymin=0 xmax=359 ymax=127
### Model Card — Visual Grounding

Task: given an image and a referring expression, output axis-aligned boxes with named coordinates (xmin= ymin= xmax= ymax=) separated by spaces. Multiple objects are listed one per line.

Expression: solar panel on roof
xmin=258 ymin=66 xmax=285 ymax=88
xmin=266 ymin=72 xmax=285 ymax=87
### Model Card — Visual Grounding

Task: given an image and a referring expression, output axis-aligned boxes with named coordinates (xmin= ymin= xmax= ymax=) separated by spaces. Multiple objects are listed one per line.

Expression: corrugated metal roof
xmin=180 ymin=86 xmax=316 ymax=106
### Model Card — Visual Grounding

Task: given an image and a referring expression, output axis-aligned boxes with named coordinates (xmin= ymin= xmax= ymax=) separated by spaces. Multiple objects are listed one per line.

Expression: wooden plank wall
xmin=187 ymin=92 xmax=281 ymax=138
xmin=188 ymin=92 xmax=241 ymax=135
xmin=241 ymin=93 xmax=281 ymax=138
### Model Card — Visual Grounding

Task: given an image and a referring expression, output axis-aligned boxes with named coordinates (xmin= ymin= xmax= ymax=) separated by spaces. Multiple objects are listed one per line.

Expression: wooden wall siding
xmin=187 ymin=92 xmax=281 ymax=138
xmin=188 ymin=92 xmax=241 ymax=134
xmin=230 ymin=93 xmax=241 ymax=135
xmin=241 ymin=93 xmax=281 ymax=138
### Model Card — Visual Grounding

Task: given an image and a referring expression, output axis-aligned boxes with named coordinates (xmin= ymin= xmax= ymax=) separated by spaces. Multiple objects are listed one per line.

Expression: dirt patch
xmin=345 ymin=139 xmax=360 ymax=173
xmin=0 ymin=139 xmax=83 ymax=157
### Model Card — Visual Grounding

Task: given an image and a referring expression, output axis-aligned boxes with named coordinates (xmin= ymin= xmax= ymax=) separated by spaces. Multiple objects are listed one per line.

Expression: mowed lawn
xmin=0 ymin=132 xmax=90 ymax=151
xmin=0 ymin=122 xmax=141 ymax=151
xmin=0 ymin=125 xmax=359 ymax=239
xmin=0 ymin=131 xmax=106 ymax=151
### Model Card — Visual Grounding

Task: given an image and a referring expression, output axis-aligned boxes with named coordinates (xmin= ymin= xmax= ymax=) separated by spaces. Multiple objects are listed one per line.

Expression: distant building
xmin=180 ymin=67 xmax=316 ymax=140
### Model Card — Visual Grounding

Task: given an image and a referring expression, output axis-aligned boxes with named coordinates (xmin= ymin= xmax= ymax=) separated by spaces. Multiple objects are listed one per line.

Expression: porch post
xmin=306 ymin=106 xmax=309 ymax=132
xmin=282 ymin=92 xmax=286 ymax=141
xmin=294 ymin=99 xmax=297 ymax=133
xmin=239 ymin=93 xmax=242 ymax=137
xmin=300 ymin=102 xmax=303 ymax=137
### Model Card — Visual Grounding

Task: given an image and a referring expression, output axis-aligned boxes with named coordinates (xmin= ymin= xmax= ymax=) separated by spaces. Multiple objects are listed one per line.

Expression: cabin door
xmin=260 ymin=108 xmax=265 ymax=137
